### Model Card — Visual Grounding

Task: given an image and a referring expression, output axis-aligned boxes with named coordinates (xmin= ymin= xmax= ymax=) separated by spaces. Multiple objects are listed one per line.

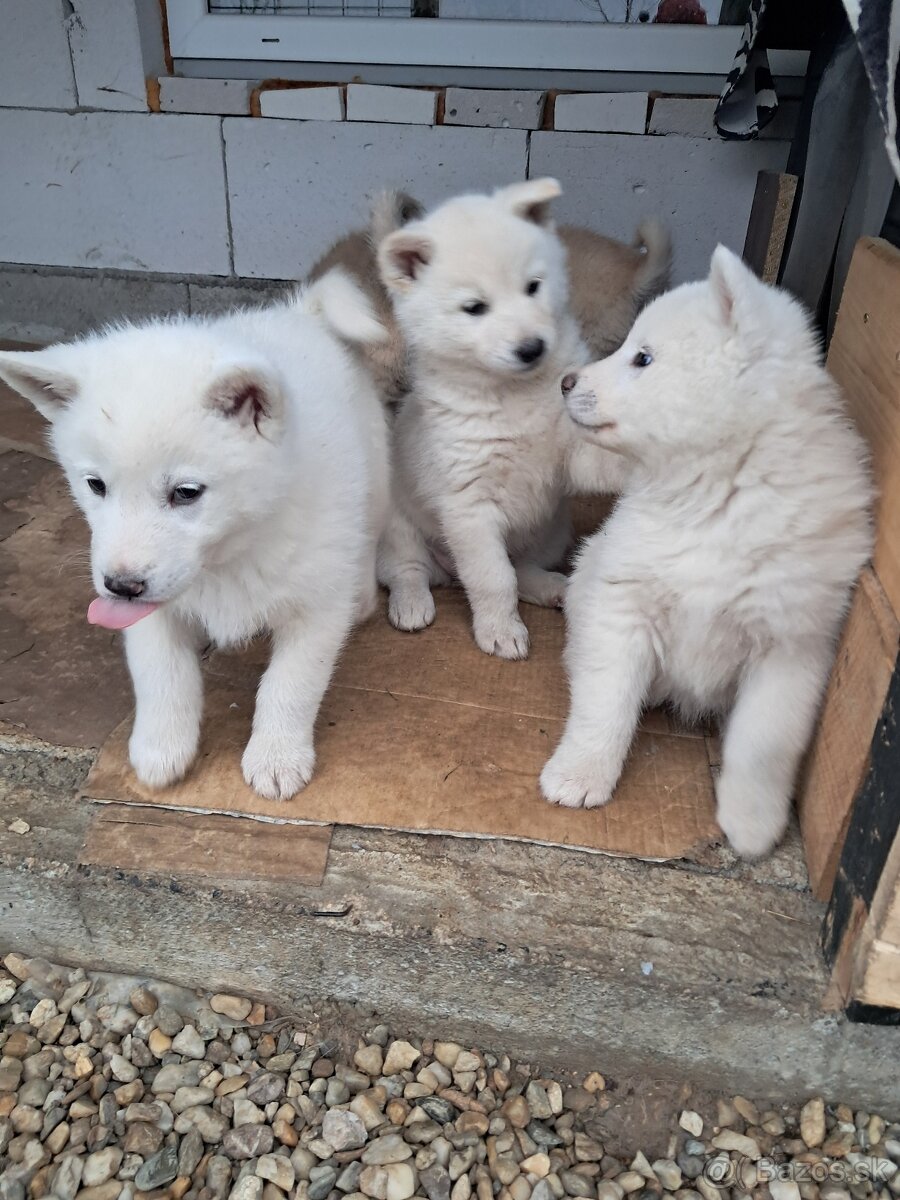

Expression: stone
xmin=224 ymin=1124 xmax=274 ymax=1160
xmin=768 ymin=1184 xmax=801 ymax=1200
xmin=109 ymin=1054 xmax=138 ymax=1084
xmin=124 ymin=1122 xmax=163 ymax=1156
xmin=148 ymin=1029 xmax=172 ymax=1058
xmin=233 ymin=1099 xmax=265 ymax=1126
xmin=51 ymin=1156 xmax=85 ymax=1200
xmin=352 ymin=1094 xmax=388 ymax=1132
xmin=323 ymin=1109 xmax=368 ymax=1151
xmin=526 ymin=1084 xmax=554 ymax=1121
xmin=173 ymin=1086 xmax=217 ymax=1114
xmin=83 ymin=1147 xmax=124 ymax=1188
xmin=527 ymin=1122 xmax=564 ymax=1149
xmin=711 ymin=1132 xmax=760 ymax=1160
xmin=229 ymin=1178 xmax=263 ymax=1200
xmin=10 ymin=1106 xmax=42 ymax=1135
xmin=574 ymin=1135 xmax=603 ymax=1163
xmin=210 ymin=995 xmax=253 ymax=1021
xmin=156 ymin=1007 xmax=185 ymax=1036
xmin=355 ymin=1046 xmax=385 ymax=1076
xmin=135 ymin=1146 xmax=180 ymax=1192
xmin=360 ymin=1162 xmax=417 ymax=1200
xmin=679 ymin=1112 xmax=703 ymax=1138
xmin=560 ymin=1171 xmax=593 ymax=1198
xmin=247 ymin=1075 xmax=284 ymax=1105
xmin=208 ymin=1155 xmax=234 ymax=1200
xmin=178 ymin=1129 xmax=205 ymax=1177
xmin=597 ymin=1187 xmax=625 ymax=1200
xmin=521 ymin=1156 xmax=551 ymax=1179
xmin=363 ymin=1135 xmax=414 ymax=1165
xmin=256 ymin=1154 xmax=295 ymax=1192
xmin=800 ymin=1099 xmax=826 ymax=1149
xmin=177 ymin=1105 xmax=230 ymax=1143
xmin=152 ymin=1063 xmax=205 ymax=1093
xmin=617 ymin=1176 xmax=645 ymax=1194
xmin=129 ymin=987 xmax=159 ymax=1016
xmin=172 ymin=1026 xmax=206 ymax=1060
xmin=327 ymin=1078 xmax=351 ymax=1107
xmin=434 ymin=1045 xmax=462 ymax=1070
xmin=652 ymin=1162 xmax=682 ymax=1192
xmin=383 ymin=1042 xmax=421 ymax=1076
xmin=309 ymin=1167 xmax=339 ymax=1200
xmin=421 ymin=1165 xmax=452 ymax=1200
xmin=502 ymin=1098 xmax=531 ymax=1129
xmin=417 ymin=1097 xmax=459 ymax=1125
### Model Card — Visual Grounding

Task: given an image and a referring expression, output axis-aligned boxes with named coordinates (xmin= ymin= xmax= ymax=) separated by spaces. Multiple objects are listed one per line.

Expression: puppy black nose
xmin=516 ymin=337 xmax=546 ymax=365
xmin=104 ymin=574 xmax=146 ymax=599
xmin=561 ymin=372 xmax=578 ymax=394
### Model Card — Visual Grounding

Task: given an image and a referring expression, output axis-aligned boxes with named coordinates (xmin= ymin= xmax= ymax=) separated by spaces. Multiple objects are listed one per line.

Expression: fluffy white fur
xmin=376 ymin=178 xmax=624 ymax=660
xmin=541 ymin=246 xmax=874 ymax=859
xmin=0 ymin=274 xmax=389 ymax=801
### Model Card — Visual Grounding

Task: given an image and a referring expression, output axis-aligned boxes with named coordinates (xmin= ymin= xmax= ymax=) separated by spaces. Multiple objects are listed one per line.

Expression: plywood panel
xmin=798 ymin=568 xmax=899 ymax=900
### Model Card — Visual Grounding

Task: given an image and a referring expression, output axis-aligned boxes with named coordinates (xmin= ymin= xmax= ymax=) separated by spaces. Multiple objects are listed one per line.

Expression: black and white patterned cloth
xmin=715 ymin=0 xmax=779 ymax=139
xmin=843 ymin=0 xmax=900 ymax=181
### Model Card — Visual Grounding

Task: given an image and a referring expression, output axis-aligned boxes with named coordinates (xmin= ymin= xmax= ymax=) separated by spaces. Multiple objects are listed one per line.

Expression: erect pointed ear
xmin=495 ymin=177 xmax=562 ymax=225
xmin=708 ymin=244 xmax=764 ymax=328
xmin=0 ymin=348 xmax=79 ymax=422
xmin=377 ymin=227 xmax=434 ymax=292
xmin=205 ymin=362 xmax=284 ymax=435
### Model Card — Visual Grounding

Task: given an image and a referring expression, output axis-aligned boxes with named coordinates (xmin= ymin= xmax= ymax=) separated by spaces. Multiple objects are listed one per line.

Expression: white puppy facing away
xmin=541 ymin=246 xmax=873 ymax=859
xmin=0 ymin=275 xmax=389 ymax=802
xmin=376 ymin=178 xmax=644 ymax=660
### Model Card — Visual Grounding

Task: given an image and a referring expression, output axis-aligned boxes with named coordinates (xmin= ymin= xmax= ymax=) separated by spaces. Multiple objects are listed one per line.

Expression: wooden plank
xmin=854 ymin=939 xmax=900 ymax=1006
xmin=828 ymin=237 xmax=900 ymax=618
xmin=80 ymin=805 xmax=333 ymax=886
xmin=798 ymin=568 xmax=899 ymax=900
xmin=742 ymin=170 xmax=798 ymax=283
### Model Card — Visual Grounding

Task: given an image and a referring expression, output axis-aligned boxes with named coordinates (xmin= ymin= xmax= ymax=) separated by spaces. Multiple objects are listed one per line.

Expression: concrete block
xmin=160 ymin=77 xmax=253 ymax=117
xmin=443 ymin=88 xmax=544 ymax=130
xmin=346 ymin=84 xmax=437 ymax=126
xmin=529 ymin=130 xmax=790 ymax=286
xmin=0 ymin=0 xmax=77 ymax=110
xmin=224 ymin=119 xmax=527 ymax=279
xmin=188 ymin=279 xmax=288 ymax=317
xmin=0 ymin=266 xmax=189 ymax=344
xmin=649 ymin=96 xmax=801 ymax=141
xmin=259 ymin=86 xmax=345 ymax=122
xmin=553 ymin=92 xmax=647 ymax=135
xmin=67 ymin=0 xmax=148 ymax=112
xmin=0 ymin=110 xmax=231 ymax=276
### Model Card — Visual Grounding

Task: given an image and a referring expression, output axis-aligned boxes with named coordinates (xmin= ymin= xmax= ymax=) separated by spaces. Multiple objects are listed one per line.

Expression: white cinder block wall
xmin=0 ymin=0 xmax=791 ymax=342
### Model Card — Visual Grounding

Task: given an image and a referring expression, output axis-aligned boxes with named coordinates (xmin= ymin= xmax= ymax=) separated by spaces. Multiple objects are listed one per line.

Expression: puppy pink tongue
xmin=87 ymin=597 xmax=160 ymax=630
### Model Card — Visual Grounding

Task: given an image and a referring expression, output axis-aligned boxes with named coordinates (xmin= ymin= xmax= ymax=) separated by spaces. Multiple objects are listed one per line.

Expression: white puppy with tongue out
xmin=0 ymin=277 xmax=389 ymax=800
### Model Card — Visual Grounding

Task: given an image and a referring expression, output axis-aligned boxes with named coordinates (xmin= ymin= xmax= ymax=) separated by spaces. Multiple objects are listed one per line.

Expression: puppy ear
xmin=378 ymin=228 xmax=433 ymax=292
xmin=495 ymin=178 xmax=562 ymax=225
xmin=708 ymin=244 xmax=763 ymax=328
xmin=0 ymin=349 xmax=78 ymax=422
xmin=206 ymin=363 xmax=284 ymax=435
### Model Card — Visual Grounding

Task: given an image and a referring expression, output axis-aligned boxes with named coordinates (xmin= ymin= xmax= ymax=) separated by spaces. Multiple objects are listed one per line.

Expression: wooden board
xmin=798 ymin=568 xmax=899 ymax=900
xmin=828 ymin=237 xmax=900 ymax=618
xmin=80 ymin=805 xmax=333 ymax=886
xmin=742 ymin=170 xmax=798 ymax=283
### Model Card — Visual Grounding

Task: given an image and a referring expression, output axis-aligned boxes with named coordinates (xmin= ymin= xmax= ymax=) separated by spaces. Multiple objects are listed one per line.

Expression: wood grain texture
xmin=798 ymin=568 xmax=899 ymax=900
xmin=742 ymin=170 xmax=798 ymax=283
xmin=81 ymin=805 xmax=332 ymax=885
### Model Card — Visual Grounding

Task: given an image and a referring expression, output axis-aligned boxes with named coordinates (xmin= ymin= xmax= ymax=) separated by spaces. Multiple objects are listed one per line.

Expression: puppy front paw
xmin=129 ymin=725 xmax=198 ymax=790
xmin=474 ymin=612 xmax=530 ymax=660
xmin=388 ymin=583 xmax=436 ymax=632
xmin=241 ymin=732 xmax=316 ymax=801
xmin=715 ymin=774 xmax=789 ymax=860
xmin=540 ymin=742 xmax=617 ymax=809
xmin=518 ymin=569 xmax=568 ymax=610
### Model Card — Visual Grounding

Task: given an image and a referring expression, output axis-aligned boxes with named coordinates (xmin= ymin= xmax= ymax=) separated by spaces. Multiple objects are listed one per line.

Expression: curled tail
xmin=633 ymin=219 xmax=673 ymax=303
xmin=303 ymin=267 xmax=388 ymax=346
xmin=369 ymin=189 xmax=425 ymax=247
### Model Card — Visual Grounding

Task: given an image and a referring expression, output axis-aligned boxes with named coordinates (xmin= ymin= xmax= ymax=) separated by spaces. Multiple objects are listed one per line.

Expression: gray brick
xmin=0 ymin=0 xmax=77 ymax=110
xmin=160 ymin=77 xmax=253 ymax=116
xmin=649 ymin=96 xmax=801 ymax=141
xmin=259 ymin=87 xmax=345 ymax=122
xmin=68 ymin=0 xmax=148 ymax=112
xmin=0 ymin=110 xmax=231 ymax=276
xmin=224 ymin=119 xmax=528 ymax=279
xmin=443 ymin=88 xmax=544 ymax=130
xmin=346 ymin=84 xmax=437 ymax=125
xmin=553 ymin=92 xmax=647 ymax=134
xmin=529 ymin=130 xmax=790 ymax=286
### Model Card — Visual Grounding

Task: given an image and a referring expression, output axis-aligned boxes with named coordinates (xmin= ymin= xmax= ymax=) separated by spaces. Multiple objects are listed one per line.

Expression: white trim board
xmin=166 ymin=1 xmax=809 ymax=76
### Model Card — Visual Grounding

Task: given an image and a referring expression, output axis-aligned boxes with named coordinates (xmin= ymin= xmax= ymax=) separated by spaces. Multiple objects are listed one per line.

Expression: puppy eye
xmin=631 ymin=350 xmax=653 ymax=368
xmin=526 ymin=280 xmax=541 ymax=296
xmin=86 ymin=476 xmax=106 ymax=498
xmin=462 ymin=300 xmax=488 ymax=316
xmin=170 ymin=483 xmax=206 ymax=507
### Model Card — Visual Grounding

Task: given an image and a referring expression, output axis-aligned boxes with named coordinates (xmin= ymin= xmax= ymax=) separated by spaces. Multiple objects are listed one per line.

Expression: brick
xmin=68 ymin=0 xmax=148 ymax=112
xmin=0 ymin=110 xmax=231 ymax=276
xmin=649 ymin=95 xmax=801 ymax=141
xmin=529 ymin=129 xmax=789 ymax=285
xmin=160 ymin=77 xmax=253 ymax=117
xmin=443 ymin=88 xmax=544 ymax=130
xmin=346 ymin=84 xmax=437 ymax=126
xmin=259 ymin=86 xmax=345 ymax=122
xmin=0 ymin=0 xmax=76 ymax=109
xmin=553 ymin=92 xmax=647 ymax=134
xmin=188 ymin=280 xmax=287 ymax=318
xmin=224 ymin=118 xmax=527 ymax=278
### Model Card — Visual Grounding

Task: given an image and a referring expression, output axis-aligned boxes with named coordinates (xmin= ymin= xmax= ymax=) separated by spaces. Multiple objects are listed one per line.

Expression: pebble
xmin=363 ymin=1134 xmax=414 ymax=1165
xmin=256 ymin=1154 xmax=295 ymax=1192
xmin=679 ymin=1112 xmax=703 ymax=1138
xmin=135 ymin=1146 xmax=180 ymax=1192
xmin=229 ymin=1177 xmax=263 ymax=1200
xmin=128 ymin=986 xmax=159 ymax=1016
xmin=172 ymin=1025 xmax=206 ymax=1060
xmin=176 ymin=1104 xmax=230 ymax=1142
xmin=324 ymin=1109 xmax=369 ymax=1151
xmin=383 ymin=1041 xmax=421 ymax=1075
xmin=711 ymin=1132 xmax=760 ymax=1160
xmin=652 ymin=1161 xmax=682 ymax=1192
xmin=618 ymin=1174 xmax=646 ymax=1194
xmin=224 ymin=1124 xmax=275 ymax=1159
xmin=418 ymin=1096 xmax=460 ymax=1125
xmin=210 ymin=993 xmax=253 ymax=1020
xmin=309 ymin=1166 xmax=339 ymax=1200
xmin=356 ymin=1045 xmax=385 ymax=1076
xmin=360 ymin=1162 xmax=417 ymax=1200
xmin=769 ymin=1183 xmax=801 ymax=1200
xmin=800 ymin=1098 xmax=826 ymax=1149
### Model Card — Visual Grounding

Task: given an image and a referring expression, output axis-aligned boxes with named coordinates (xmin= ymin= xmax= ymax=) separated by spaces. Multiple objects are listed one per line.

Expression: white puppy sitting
xmin=0 ymin=274 xmax=389 ymax=801
xmin=541 ymin=246 xmax=873 ymax=859
xmin=377 ymin=178 xmax=626 ymax=660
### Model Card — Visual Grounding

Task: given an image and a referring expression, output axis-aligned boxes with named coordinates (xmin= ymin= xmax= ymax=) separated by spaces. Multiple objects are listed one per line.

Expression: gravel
xmin=1 ymin=953 xmax=899 ymax=1200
